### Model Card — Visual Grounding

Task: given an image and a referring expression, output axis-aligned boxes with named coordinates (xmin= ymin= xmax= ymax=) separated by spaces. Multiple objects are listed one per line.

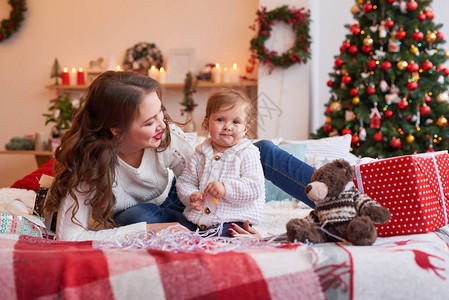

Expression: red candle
xmin=77 ymin=68 xmax=85 ymax=85
xmin=61 ymin=68 xmax=70 ymax=85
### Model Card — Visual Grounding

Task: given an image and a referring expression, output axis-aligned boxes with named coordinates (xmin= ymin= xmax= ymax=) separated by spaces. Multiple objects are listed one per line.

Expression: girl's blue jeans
xmin=114 ymin=140 xmax=316 ymax=234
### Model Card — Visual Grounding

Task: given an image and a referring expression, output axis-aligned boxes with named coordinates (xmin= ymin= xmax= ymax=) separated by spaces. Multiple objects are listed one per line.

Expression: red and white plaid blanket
xmin=0 ymin=235 xmax=324 ymax=300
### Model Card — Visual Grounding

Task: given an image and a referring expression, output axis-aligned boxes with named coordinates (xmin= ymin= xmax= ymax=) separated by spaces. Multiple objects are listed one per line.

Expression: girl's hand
xmin=190 ymin=192 xmax=203 ymax=211
xmin=204 ymin=181 xmax=225 ymax=199
xmin=228 ymin=220 xmax=262 ymax=239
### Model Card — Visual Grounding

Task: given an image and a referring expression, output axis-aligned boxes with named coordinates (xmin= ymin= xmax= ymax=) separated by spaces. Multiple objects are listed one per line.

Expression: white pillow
xmin=284 ymin=134 xmax=352 ymax=168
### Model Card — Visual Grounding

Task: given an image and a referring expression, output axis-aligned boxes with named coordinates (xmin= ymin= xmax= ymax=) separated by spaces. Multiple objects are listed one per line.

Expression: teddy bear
xmin=286 ymin=159 xmax=391 ymax=246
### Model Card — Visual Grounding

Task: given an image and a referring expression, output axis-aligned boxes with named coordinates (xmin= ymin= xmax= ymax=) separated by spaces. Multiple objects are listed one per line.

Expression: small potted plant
xmin=43 ymin=95 xmax=83 ymax=137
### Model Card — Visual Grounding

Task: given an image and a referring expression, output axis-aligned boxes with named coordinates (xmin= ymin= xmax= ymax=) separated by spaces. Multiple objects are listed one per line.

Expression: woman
xmin=43 ymin=70 xmax=315 ymax=241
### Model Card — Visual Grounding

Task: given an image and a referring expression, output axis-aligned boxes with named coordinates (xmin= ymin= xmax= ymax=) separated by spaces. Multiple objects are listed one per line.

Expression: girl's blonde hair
xmin=203 ymin=89 xmax=253 ymax=128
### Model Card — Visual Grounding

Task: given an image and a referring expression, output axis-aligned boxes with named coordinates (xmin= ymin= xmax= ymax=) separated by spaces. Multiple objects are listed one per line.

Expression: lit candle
xmin=159 ymin=67 xmax=167 ymax=84
xmin=70 ymin=68 xmax=77 ymax=86
xmin=115 ymin=65 xmax=122 ymax=71
xmin=148 ymin=65 xmax=159 ymax=80
xmin=231 ymin=63 xmax=240 ymax=83
xmin=222 ymin=67 xmax=230 ymax=83
xmin=61 ymin=68 xmax=70 ymax=85
xmin=77 ymin=68 xmax=85 ymax=85
xmin=212 ymin=63 xmax=222 ymax=83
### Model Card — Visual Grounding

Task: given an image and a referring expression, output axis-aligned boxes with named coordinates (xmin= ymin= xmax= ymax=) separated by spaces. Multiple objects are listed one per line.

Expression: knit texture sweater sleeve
xmin=56 ymin=188 xmax=146 ymax=242
xmin=176 ymin=150 xmax=202 ymax=207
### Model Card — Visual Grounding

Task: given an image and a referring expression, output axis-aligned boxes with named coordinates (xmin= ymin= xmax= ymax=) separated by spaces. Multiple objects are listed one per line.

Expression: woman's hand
xmin=227 ymin=220 xmax=262 ymax=239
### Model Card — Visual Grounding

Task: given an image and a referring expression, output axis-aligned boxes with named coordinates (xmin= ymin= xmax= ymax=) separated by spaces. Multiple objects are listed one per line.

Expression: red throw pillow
xmin=11 ymin=158 xmax=55 ymax=192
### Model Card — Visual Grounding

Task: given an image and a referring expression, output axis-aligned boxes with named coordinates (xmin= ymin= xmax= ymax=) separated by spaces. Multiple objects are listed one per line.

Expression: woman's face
xmin=121 ymin=91 xmax=166 ymax=151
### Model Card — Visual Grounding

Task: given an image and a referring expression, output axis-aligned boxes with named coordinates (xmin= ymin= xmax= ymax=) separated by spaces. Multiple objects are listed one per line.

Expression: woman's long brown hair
xmin=43 ymin=71 xmax=172 ymax=229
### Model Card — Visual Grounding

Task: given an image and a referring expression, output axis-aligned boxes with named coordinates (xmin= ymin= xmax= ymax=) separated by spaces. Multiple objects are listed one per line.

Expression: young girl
xmin=43 ymin=71 xmax=315 ymax=242
xmin=176 ymin=89 xmax=265 ymax=237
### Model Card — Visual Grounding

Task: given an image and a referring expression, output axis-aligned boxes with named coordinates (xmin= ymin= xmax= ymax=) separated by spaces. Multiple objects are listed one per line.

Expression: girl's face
xmin=120 ymin=91 xmax=166 ymax=152
xmin=204 ymin=104 xmax=249 ymax=152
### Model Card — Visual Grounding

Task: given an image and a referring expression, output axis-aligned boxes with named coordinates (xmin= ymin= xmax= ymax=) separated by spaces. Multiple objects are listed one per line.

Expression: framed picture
xmin=167 ymin=48 xmax=196 ymax=83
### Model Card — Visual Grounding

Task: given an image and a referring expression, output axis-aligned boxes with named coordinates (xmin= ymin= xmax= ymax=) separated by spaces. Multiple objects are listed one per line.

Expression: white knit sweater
xmin=176 ymin=138 xmax=265 ymax=227
xmin=55 ymin=124 xmax=195 ymax=241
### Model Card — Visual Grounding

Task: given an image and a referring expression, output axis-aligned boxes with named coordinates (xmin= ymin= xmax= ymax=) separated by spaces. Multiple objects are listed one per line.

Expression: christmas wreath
xmin=0 ymin=0 xmax=27 ymax=42
xmin=123 ymin=42 xmax=163 ymax=75
xmin=250 ymin=5 xmax=311 ymax=72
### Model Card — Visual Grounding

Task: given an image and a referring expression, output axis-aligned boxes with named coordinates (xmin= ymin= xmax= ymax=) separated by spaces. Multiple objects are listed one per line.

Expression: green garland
xmin=123 ymin=42 xmax=163 ymax=75
xmin=0 ymin=0 xmax=27 ymax=42
xmin=181 ymin=72 xmax=198 ymax=114
xmin=250 ymin=5 xmax=311 ymax=72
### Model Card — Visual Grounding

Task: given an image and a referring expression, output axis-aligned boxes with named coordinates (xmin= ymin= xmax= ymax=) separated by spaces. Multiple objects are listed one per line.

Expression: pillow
xmin=285 ymin=134 xmax=352 ymax=169
xmin=264 ymin=143 xmax=308 ymax=202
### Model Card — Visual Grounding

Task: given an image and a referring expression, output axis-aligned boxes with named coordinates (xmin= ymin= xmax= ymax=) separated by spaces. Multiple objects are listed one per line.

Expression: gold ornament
xmin=406 ymin=133 xmax=415 ymax=144
xmin=444 ymin=50 xmax=449 ymax=59
xmin=363 ymin=36 xmax=374 ymax=47
xmin=426 ymin=32 xmax=437 ymax=43
xmin=325 ymin=116 xmax=332 ymax=123
xmin=330 ymin=101 xmax=342 ymax=112
xmin=351 ymin=4 xmax=361 ymax=15
xmin=329 ymin=129 xmax=339 ymax=137
xmin=410 ymin=45 xmax=419 ymax=55
xmin=437 ymin=116 xmax=447 ymax=127
xmin=397 ymin=60 xmax=408 ymax=70
xmin=357 ymin=0 xmax=364 ymax=4
xmin=352 ymin=96 xmax=360 ymax=105
xmin=412 ymin=72 xmax=420 ymax=81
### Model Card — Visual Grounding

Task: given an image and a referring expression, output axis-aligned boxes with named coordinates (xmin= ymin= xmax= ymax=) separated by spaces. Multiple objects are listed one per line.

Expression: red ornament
xmin=381 ymin=61 xmax=392 ymax=71
xmin=412 ymin=31 xmax=424 ymax=41
xmin=390 ymin=137 xmax=402 ymax=150
xmin=407 ymin=81 xmax=418 ymax=90
xmin=334 ymin=57 xmax=344 ymax=68
xmin=424 ymin=10 xmax=434 ymax=20
xmin=342 ymin=75 xmax=352 ymax=84
xmin=352 ymin=27 xmax=361 ymax=36
xmin=417 ymin=12 xmax=426 ymax=22
xmin=407 ymin=62 xmax=419 ymax=72
xmin=350 ymin=88 xmax=359 ymax=96
xmin=363 ymin=3 xmax=373 ymax=12
xmin=427 ymin=146 xmax=435 ymax=152
xmin=351 ymin=135 xmax=360 ymax=145
xmin=361 ymin=46 xmax=372 ymax=54
xmin=342 ymin=128 xmax=352 ymax=135
xmin=340 ymin=41 xmax=351 ymax=52
xmin=422 ymin=61 xmax=434 ymax=71
xmin=373 ymin=131 xmax=384 ymax=142
xmin=385 ymin=110 xmax=393 ymax=118
xmin=324 ymin=123 xmax=333 ymax=132
xmin=385 ymin=19 xmax=394 ymax=28
xmin=348 ymin=45 xmax=358 ymax=55
xmin=398 ymin=99 xmax=409 ymax=110
xmin=396 ymin=30 xmax=407 ymax=40
xmin=407 ymin=0 xmax=418 ymax=11
xmin=326 ymin=107 xmax=332 ymax=114
xmin=444 ymin=68 xmax=449 ymax=77
xmin=437 ymin=31 xmax=445 ymax=41
xmin=367 ymin=60 xmax=377 ymax=70
xmin=387 ymin=0 xmax=396 ymax=4
xmin=366 ymin=86 xmax=376 ymax=95
xmin=425 ymin=95 xmax=431 ymax=103
xmin=407 ymin=115 xmax=412 ymax=122
xmin=327 ymin=80 xmax=334 ymax=87
xmin=420 ymin=104 xmax=431 ymax=116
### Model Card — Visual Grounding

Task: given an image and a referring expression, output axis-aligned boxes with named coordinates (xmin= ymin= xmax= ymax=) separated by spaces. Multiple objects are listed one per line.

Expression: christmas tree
xmin=313 ymin=0 xmax=449 ymax=158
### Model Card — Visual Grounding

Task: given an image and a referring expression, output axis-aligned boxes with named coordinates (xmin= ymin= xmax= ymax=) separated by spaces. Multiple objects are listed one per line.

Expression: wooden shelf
xmin=45 ymin=80 xmax=257 ymax=91
xmin=0 ymin=150 xmax=53 ymax=168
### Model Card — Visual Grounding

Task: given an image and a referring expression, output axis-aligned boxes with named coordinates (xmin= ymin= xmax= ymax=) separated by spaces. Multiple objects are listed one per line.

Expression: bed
xmin=2 ymin=135 xmax=448 ymax=300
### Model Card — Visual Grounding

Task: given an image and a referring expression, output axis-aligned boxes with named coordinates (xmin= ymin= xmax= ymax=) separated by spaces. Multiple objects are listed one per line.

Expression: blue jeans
xmin=114 ymin=140 xmax=316 ymax=227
